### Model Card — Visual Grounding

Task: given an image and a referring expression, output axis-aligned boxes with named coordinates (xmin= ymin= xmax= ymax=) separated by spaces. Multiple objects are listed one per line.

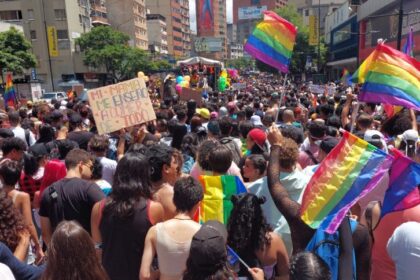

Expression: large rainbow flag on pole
xmin=381 ymin=149 xmax=420 ymax=218
xmin=4 ymin=73 xmax=17 ymax=108
xmin=244 ymin=11 xmax=297 ymax=73
xmin=300 ymin=131 xmax=393 ymax=234
xmin=198 ymin=175 xmax=247 ymax=225
xmin=358 ymin=43 xmax=420 ymax=110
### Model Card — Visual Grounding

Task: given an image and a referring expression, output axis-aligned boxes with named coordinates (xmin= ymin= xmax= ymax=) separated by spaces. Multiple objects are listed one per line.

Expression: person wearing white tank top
xmin=140 ymin=177 xmax=203 ymax=280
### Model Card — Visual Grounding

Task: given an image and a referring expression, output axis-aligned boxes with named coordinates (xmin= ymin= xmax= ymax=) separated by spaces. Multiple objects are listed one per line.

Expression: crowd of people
xmin=0 ymin=71 xmax=419 ymax=280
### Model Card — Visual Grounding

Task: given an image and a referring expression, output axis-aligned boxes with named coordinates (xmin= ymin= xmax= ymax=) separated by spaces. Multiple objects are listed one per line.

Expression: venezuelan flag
xmin=198 ymin=175 xmax=247 ymax=225
xmin=4 ymin=73 xmax=16 ymax=108
xmin=381 ymin=149 xmax=420 ymax=218
xmin=300 ymin=131 xmax=393 ymax=233
xmin=244 ymin=11 xmax=297 ymax=73
xmin=358 ymin=44 xmax=420 ymax=110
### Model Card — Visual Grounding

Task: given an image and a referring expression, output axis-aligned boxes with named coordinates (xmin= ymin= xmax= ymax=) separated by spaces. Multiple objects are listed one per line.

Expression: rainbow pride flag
xmin=300 ymin=131 xmax=393 ymax=234
xmin=358 ymin=43 xmax=420 ymax=110
xmin=244 ymin=11 xmax=297 ymax=73
xmin=4 ymin=73 xmax=16 ymax=108
xmin=198 ymin=175 xmax=247 ymax=225
xmin=381 ymin=149 xmax=420 ymax=218
xmin=341 ymin=68 xmax=352 ymax=86
xmin=350 ymin=48 xmax=379 ymax=84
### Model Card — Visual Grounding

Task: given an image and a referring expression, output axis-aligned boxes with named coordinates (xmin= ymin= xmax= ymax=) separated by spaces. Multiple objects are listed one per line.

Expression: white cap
xmin=251 ymin=115 xmax=263 ymax=127
xmin=402 ymin=129 xmax=419 ymax=142
xmin=364 ymin=130 xmax=387 ymax=151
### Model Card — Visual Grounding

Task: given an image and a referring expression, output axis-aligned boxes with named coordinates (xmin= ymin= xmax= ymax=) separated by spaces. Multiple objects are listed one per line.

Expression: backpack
xmin=24 ymin=129 xmax=31 ymax=147
xmin=220 ymin=136 xmax=242 ymax=166
xmin=306 ymin=217 xmax=358 ymax=280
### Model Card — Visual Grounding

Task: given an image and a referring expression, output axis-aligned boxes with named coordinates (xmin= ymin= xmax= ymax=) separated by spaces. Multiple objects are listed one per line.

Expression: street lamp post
xmin=318 ymin=0 xmax=321 ymax=73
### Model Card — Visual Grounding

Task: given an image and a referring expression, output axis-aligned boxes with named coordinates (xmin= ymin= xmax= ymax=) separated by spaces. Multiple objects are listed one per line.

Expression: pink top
xmin=189 ymin=161 xmax=242 ymax=181
xmin=371 ymin=204 xmax=420 ymax=280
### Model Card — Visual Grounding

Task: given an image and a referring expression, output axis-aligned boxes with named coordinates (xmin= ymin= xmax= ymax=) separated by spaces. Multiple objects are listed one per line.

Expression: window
xmin=27 ymin=9 xmax=34 ymax=20
xmin=58 ymin=40 xmax=70 ymax=50
xmin=0 ymin=10 xmax=22 ymax=21
xmin=304 ymin=9 xmax=309 ymax=16
xmin=54 ymin=9 xmax=66 ymax=20
xmin=30 ymin=30 xmax=36 ymax=40
xmin=57 ymin=29 xmax=69 ymax=40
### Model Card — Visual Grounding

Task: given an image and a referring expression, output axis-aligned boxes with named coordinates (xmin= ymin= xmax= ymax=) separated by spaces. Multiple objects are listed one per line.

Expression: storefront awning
xmin=326 ymin=57 xmax=357 ymax=67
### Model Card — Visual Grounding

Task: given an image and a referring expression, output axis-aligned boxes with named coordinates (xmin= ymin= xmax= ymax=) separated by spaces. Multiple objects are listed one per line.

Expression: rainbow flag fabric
xmin=244 ymin=11 xmax=297 ymax=73
xmin=358 ymin=43 xmax=420 ymax=110
xmin=4 ymin=73 xmax=16 ymax=108
xmin=403 ymin=26 xmax=414 ymax=57
xmin=198 ymin=175 xmax=247 ymax=225
xmin=341 ymin=68 xmax=352 ymax=86
xmin=300 ymin=131 xmax=393 ymax=234
xmin=381 ymin=149 xmax=420 ymax=218
xmin=350 ymin=48 xmax=378 ymax=84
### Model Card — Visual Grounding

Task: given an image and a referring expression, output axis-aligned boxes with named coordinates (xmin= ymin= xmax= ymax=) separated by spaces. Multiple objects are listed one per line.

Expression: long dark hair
xmin=0 ymin=190 xmax=27 ymax=252
xmin=227 ymin=193 xmax=272 ymax=270
xmin=103 ymin=153 xmax=152 ymax=220
xmin=41 ymin=221 xmax=109 ymax=280
xmin=183 ymin=256 xmax=234 ymax=280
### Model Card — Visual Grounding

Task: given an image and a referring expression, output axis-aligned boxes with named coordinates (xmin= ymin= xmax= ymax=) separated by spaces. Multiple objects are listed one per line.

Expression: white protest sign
xmin=88 ymin=78 xmax=156 ymax=135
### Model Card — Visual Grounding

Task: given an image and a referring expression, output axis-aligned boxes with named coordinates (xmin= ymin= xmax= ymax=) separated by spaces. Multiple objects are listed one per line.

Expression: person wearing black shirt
xmin=39 ymin=149 xmax=105 ymax=247
xmin=67 ymin=113 xmax=94 ymax=150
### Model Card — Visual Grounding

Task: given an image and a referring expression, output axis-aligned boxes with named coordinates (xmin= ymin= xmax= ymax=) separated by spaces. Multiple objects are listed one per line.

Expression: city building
xmin=146 ymin=14 xmax=168 ymax=55
xmin=90 ymin=0 xmax=109 ymax=26
xmin=357 ymin=0 xmax=419 ymax=62
xmin=324 ymin=1 xmax=359 ymax=80
xmin=195 ymin=0 xmax=228 ymax=60
xmin=233 ymin=0 xmax=287 ymax=45
xmin=0 ymin=0 xmax=95 ymax=91
xmin=106 ymin=0 xmax=148 ymax=50
xmin=146 ymin=0 xmax=191 ymax=59
xmin=227 ymin=23 xmax=237 ymax=44
xmin=228 ymin=43 xmax=244 ymax=59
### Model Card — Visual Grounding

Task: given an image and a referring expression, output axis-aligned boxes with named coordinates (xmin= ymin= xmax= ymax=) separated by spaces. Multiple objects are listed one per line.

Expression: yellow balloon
xmin=184 ymin=75 xmax=191 ymax=82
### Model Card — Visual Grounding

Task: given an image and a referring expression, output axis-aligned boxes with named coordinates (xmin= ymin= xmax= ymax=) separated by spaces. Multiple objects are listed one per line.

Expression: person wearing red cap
xmin=246 ymin=128 xmax=268 ymax=157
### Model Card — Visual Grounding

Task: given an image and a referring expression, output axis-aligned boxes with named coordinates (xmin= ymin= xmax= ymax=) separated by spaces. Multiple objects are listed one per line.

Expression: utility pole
xmin=396 ymin=0 xmax=404 ymax=50
xmin=318 ymin=0 xmax=321 ymax=73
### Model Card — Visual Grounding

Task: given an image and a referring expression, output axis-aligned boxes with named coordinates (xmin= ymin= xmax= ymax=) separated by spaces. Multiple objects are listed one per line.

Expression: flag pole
xmin=276 ymin=73 xmax=288 ymax=123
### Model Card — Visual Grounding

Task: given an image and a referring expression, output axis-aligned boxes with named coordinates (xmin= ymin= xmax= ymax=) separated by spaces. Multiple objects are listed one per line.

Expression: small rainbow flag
xmin=381 ymin=149 xmax=420 ymax=218
xmin=300 ymin=131 xmax=393 ymax=234
xmin=358 ymin=43 xmax=420 ymax=110
xmin=341 ymin=68 xmax=352 ymax=86
xmin=4 ymin=73 xmax=16 ymax=108
xmin=198 ymin=175 xmax=247 ymax=225
xmin=244 ymin=11 xmax=297 ymax=73
xmin=403 ymin=26 xmax=414 ymax=57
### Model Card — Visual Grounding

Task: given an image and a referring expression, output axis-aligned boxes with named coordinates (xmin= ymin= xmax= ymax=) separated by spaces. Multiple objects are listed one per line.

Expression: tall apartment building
xmin=90 ymin=0 xmax=109 ymax=26
xmin=0 ymin=0 xmax=95 ymax=91
xmin=195 ymin=0 xmax=228 ymax=60
xmin=146 ymin=14 xmax=168 ymax=55
xmin=106 ymin=0 xmax=148 ymax=50
xmin=233 ymin=0 xmax=287 ymax=45
xmin=146 ymin=0 xmax=191 ymax=58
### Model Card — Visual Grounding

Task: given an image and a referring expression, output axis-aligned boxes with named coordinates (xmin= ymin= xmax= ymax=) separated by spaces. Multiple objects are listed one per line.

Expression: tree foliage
xmin=255 ymin=5 xmax=327 ymax=74
xmin=0 ymin=27 xmax=36 ymax=74
xmin=226 ymin=57 xmax=254 ymax=70
xmin=76 ymin=26 xmax=171 ymax=83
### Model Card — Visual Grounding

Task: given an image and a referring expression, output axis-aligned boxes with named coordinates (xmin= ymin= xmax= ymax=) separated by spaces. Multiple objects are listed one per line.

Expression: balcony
xmin=91 ymin=15 xmax=110 ymax=26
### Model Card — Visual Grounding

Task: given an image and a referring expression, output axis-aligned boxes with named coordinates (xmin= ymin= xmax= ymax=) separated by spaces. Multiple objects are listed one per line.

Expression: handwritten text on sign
xmin=88 ymin=78 xmax=156 ymax=135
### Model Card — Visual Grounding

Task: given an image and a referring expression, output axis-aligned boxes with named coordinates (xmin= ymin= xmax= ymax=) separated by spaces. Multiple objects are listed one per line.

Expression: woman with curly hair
xmin=41 ymin=221 xmax=109 ymax=280
xmin=0 ymin=190 xmax=30 ymax=262
xmin=227 ymin=193 xmax=289 ymax=280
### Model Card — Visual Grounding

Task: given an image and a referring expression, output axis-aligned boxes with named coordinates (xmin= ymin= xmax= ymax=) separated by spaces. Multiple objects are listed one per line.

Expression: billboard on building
xmin=309 ymin=16 xmax=319 ymax=46
xmin=194 ymin=37 xmax=223 ymax=52
xmin=238 ymin=6 xmax=267 ymax=20
xmin=47 ymin=26 xmax=59 ymax=57
xmin=197 ymin=0 xmax=214 ymax=34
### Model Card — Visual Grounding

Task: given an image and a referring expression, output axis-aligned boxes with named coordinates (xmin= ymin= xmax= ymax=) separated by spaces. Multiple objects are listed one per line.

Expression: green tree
xmin=226 ymin=57 xmax=254 ymax=69
xmin=76 ymin=26 xmax=153 ymax=83
xmin=0 ymin=27 xmax=36 ymax=75
xmin=255 ymin=5 xmax=327 ymax=74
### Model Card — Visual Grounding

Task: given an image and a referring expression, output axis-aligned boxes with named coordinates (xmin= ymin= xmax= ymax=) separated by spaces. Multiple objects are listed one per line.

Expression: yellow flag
xmin=47 ymin=26 xmax=59 ymax=57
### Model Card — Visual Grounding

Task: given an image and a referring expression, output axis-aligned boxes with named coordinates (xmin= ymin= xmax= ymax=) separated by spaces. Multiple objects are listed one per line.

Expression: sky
xmin=189 ymin=0 xmax=233 ymax=34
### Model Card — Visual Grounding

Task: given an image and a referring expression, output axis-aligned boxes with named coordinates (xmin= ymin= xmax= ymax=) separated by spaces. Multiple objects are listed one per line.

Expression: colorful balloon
xmin=176 ymin=76 xmax=184 ymax=84
xmin=183 ymin=75 xmax=191 ymax=82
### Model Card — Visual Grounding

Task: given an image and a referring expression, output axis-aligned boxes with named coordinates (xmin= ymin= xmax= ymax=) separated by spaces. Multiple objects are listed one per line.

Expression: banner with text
xmin=309 ymin=16 xmax=319 ymax=46
xmin=88 ymin=78 xmax=156 ymax=135
xmin=47 ymin=26 xmax=59 ymax=57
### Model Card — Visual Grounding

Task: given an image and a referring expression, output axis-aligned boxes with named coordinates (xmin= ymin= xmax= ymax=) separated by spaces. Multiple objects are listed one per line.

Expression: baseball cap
xmin=210 ymin=112 xmax=218 ymax=119
xmin=189 ymin=220 xmax=227 ymax=270
xmin=196 ymin=108 xmax=210 ymax=120
xmin=248 ymin=128 xmax=266 ymax=149
xmin=219 ymin=107 xmax=228 ymax=117
xmin=250 ymin=115 xmax=263 ymax=127
xmin=364 ymin=130 xmax=386 ymax=149
xmin=402 ymin=129 xmax=419 ymax=142
xmin=320 ymin=136 xmax=339 ymax=154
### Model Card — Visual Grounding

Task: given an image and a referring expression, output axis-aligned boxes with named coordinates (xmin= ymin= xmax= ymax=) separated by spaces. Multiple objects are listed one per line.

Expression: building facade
xmin=357 ymin=0 xmax=420 ymax=62
xmin=228 ymin=43 xmax=244 ymax=59
xmin=232 ymin=0 xmax=287 ymax=45
xmin=195 ymin=0 xmax=228 ymax=60
xmin=106 ymin=0 xmax=148 ymax=50
xmin=0 ymin=0 xmax=95 ymax=91
xmin=146 ymin=0 xmax=191 ymax=58
xmin=90 ymin=0 xmax=109 ymax=26
xmin=146 ymin=14 xmax=168 ymax=55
